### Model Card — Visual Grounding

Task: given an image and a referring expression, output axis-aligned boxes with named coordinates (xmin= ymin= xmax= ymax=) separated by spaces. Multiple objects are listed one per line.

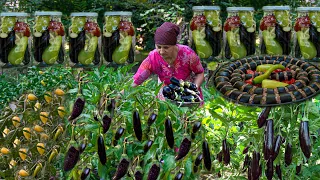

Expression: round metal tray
xmin=211 ymin=55 xmax=320 ymax=107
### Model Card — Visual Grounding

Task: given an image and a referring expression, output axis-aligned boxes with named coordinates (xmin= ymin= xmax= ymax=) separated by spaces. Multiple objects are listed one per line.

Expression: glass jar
xmin=224 ymin=7 xmax=256 ymax=60
xmin=293 ymin=7 xmax=320 ymax=61
xmin=102 ymin=11 xmax=135 ymax=65
xmin=0 ymin=12 xmax=31 ymax=68
xmin=33 ymin=11 xmax=65 ymax=66
xmin=259 ymin=6 xmax=291 ymax=56
xmin=69 ymin=12 xmax=101 ymax=67
xmin=190 ymin=6 xmax=222 ymax=62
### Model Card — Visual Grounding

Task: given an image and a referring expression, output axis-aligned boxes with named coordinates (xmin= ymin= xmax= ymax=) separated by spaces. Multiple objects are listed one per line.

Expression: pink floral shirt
xmin=133 ymin=44 xmax=204 ymax=100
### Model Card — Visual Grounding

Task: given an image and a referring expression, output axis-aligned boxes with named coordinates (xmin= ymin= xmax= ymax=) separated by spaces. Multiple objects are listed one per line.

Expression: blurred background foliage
xmin=1 ymin=0 xmax=319 ymax=51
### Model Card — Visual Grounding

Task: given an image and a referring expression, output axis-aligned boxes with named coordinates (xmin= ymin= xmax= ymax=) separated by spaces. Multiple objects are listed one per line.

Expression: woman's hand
xmin=194 ymin=72 xmax=205 ymax=88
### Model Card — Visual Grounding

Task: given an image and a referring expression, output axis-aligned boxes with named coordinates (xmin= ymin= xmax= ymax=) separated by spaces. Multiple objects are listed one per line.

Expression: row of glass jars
xmin=190 ymin=6 xmax=320 ymax=62
xmin=0 ymin=11 xmax=135 ymax=68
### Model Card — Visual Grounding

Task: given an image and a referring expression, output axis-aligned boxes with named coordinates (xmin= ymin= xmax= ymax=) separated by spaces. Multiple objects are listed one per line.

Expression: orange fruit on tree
xmin=44 ymin=91 xmax=52 ymax=103
xmin=34 ymin=125 xmax=44 ymax=132
xmin=36 ymin=143 xmax=45 ymax=155
xmin=19 ymin=148 xmax=27 ymax=161
xmin=9 ymin=159 xmax=17 ymax=169
xmin=2 ymin=127 xmax=10 ymax=137
xmin=54 ymin=88 xmax=65 ymax=96
xmin=0 ymin=147 xmax=10 ymax=154
xmin=13 ymin=138 xmax=21 ymax=148
xmin=40 ymin=133 xmax=49 ymax=140
xmin=27 ymin=94 xmax=37 ymax=101
xmin=34 ymin=102 xmax=41 ymax=111
xmin=18 ymin=169 xmax=29 ymax=177
xmin=12 ymin=116 xmax=21 ymax=127
xmin=40 ymin=112 xmax=49 ymax=124
xmin=23 ymin=127 xmax=31 ymax=140
xmin=58 ymin=106 xmax=66 ymax=118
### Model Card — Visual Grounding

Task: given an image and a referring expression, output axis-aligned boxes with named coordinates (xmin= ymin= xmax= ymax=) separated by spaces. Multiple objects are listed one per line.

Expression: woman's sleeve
xmin=189 ymin=51 xmax=204 ymax=74
xmin=133 ymin=57 xmax=153 ymax=85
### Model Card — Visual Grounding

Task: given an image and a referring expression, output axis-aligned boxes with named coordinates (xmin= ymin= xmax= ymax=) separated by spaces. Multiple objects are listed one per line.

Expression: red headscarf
xmin=154 ymin=22 xmax=180 ymax=45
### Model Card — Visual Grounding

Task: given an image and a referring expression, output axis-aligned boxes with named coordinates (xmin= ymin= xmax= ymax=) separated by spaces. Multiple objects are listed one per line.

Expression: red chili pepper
xmin=246 ymin=70 xmax=255 ymax=75
xmin=283 ymin=78 xmax=296 ymax=84
xmin=245 ymin=78 xmax=253 ymax=85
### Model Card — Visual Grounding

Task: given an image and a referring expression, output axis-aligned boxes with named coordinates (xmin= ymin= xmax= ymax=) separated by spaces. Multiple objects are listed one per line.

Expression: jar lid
xmin=104 ymin=11 xmax=132 ymax=16
xmin=0 ymin=12 xmax=29 ymax=17
xmin=34 ymin=11 xmax=62 ymax=16
xmin=262 ymin=6 xmax=291 ymax=11
xmin=297 ymin=7 xmax=320 ymax=12
xmin=70 ymin=12 xmax=98 ymax=17
xmin=227 ymin=7 xmax=254 ymax=12
xmin=192 ymin=6 xmax=221 ymax=11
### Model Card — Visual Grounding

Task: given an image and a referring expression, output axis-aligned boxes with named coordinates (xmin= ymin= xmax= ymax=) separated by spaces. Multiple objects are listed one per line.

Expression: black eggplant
xmin=275 ymin=164 xmax=282 ymax=180
xmin=97 ymin=135 xmax=107 ymax=165
xmin=68 ymin=97 xmax=85 ymax=121
xmin=144 ymin=140 xmax=153 ymax=153
xmin=147 ymin=113 xmax=157 ymax=126
xmin=175 ymin=138 xmax=191 ymax=161
xmin=165 ymin=119 xmax=174 ymax=149
xmin=284 ymin=143 xmax=292 ymax=166
xmin=265 ymin=158 xmax=273 ymax=180
xmin=299 ymin=121 xmax=311 ymax=158
xmin=112 ymin=157 xmax=130 ymax=180
xmin=81 ymin=167 xmax=91 ymax=180
xmin=257 ymin=107 xmax=271 ymax=128
xmin=264 ymin=119 xmax=274 ymax=160
xmin=133 ymin=110 xmax=142 ymax=141
xmin=63 ymin=146 xmax=80 ymax=171
xmin=147 ymin=164 xmax=160 ymax=180
xmin=222 ymin=139 xmax=230 ymax=165
xmin=102 ymin=114 xmax=112 ymax=134
xmin=195 ymin=153 xmax=203 ymax=166
xmin=174 ymin=172 xmax=184 ymax=180
xmin=273 ymin=135 xmax=282 ymax=160
xmin=202 ymin=140 xmax=211 ymax=171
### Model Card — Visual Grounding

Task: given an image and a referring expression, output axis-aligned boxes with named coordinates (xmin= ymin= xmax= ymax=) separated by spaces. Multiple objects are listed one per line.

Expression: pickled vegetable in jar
xmin=224 ymin=7 xmax=256 ymax=60
xmin=102 ymin=11 xmax=135 ymax=65
xmin=294 ymin=7 xmax=320 ymax=60
xmin=0 ymin=12 xmax=31 ymax=67
xmin=33 ymin=11 xmax=65 ymax=66
xmin=190 ymin=6 xmax=222 ymax=61
xmin=260 ymin=6 xmax=291 ymax=55
xmin=69 ymin=12 xmax=101 ymax=67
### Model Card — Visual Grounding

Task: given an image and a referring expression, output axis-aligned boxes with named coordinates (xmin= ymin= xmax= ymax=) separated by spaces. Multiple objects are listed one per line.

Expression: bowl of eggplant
xmin=163 ymin=77 xmax=203 ymax=107
xmin=212 ymin=55 xmax=320 ymax=106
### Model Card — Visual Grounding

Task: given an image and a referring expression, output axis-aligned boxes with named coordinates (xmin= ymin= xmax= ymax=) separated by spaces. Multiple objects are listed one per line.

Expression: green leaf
xmin=98 ymin=161 xmax=108 ymax=178
xmin=162 ymin=154 xmax=175 ymax=172
xmin=184 ymin=157 xmax=193 ymax=178
xmin=68 ymin=88 xmax=78 ymax=94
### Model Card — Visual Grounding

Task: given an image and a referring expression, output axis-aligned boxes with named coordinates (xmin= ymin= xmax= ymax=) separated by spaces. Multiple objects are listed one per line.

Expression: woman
xmin=132 ymin=22 xmax=205 ymax=101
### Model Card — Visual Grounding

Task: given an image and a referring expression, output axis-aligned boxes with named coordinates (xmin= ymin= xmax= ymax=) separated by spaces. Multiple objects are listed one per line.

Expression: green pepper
xmin=112 ymin=35 xmax=132 ymax=64
xmin=226 ymin=30 xmax=247 ymax=59
xmin=262 ymin=30 xmax=283 ymax=55
xmin=192 ymin=29 xmax=213 ymax=58
xmin=8 ymin=36 xmax=28 ymax=65
xmin=256 ymin=64 xmax=273 ymax=72
xmin=253 ymin=64 xmax=285 ymax=84
xmin=42 ymin=35 xmax=62 ymax=65
xmin=296 ymin=30 xmax=317 ymax=59
xmin=78 ymin=36 xmax=98 ymax=65
xmin=261 ymin=79 xmax=288 ymax=89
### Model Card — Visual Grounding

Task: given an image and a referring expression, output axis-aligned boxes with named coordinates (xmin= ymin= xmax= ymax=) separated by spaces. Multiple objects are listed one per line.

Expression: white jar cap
xmin=192 ymin=6 xmax=221 ymax=11
xmin=70 ymin=12 xmax=98 ymax=17
xmin=104 ymin=11 xmax=132 ymax=16
xmin=0 ymin=12 xmax=29 ymax=17
xmin=297 ymin=7 xmax=320 ymax=12
xmin=262 ymin=6 xmax=291 ymax=11
xmin=227 ymin=7 xmax=255 ymax=12
xmin=34 ymin=11 xmax=62 ymax=16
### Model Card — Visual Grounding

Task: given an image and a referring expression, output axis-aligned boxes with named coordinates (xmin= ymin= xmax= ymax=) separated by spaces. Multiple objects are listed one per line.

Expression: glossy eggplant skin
xmin=112 ymin=158 xmax=130 ymax=180
xmin=284 ymin=143 xmax=293 ymax=166
xmin=222 ymin=139 xmax=230 ymax=165
xmin=264 ymin=119 xmax=274 ymax=160
xmin=133 ymin=110 xmax=142 ymax=141
xmin=147 ymin=164 xmax=160 ymax=180
xmin=81 ymin=167 xmax=91 ymax=180
xmin=147 ymin=113 xmax=157 ymax=126
xmin=273 ymin=135 xmax=282 ymax=160
xmin=276 ymin=164 xmax=282 ymax=180
xmin=175 ymin=138 xmax=191 ymax=161
xmin=97 ymin=135 xmax=107 ymax=165
xmin=144 ymin=140 xmax=154 ymax=153
xmin=257 ymin=107 xmax=271 ymax=128
xmin=102 ymin=114 xmax=112 ymax=134
xmin=63 ymin=146 xmax=80 ymax=171
xmin=165 ymin=119 xmax=175 ymax=149
xmin=68 ymin=97 xmax=85 ymax=121
xmin=265 ymin=158 xmax=273 ymax=180
xmin=202 ymin=140 xmax=212 ymax=171
xmin=195 ymin=153 xmax=203 ymax=166
xmin=251 ymin=150 xmax=260 ymax=180
xmin=299 ymin=121 xmax=312 ymax=158
xmin=174 ymin=172 xmax=184 ymax=180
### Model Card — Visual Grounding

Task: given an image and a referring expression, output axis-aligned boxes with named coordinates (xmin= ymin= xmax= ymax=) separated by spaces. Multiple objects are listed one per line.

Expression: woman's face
xmin=155 ymin=44 xmax=176 ymax=60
